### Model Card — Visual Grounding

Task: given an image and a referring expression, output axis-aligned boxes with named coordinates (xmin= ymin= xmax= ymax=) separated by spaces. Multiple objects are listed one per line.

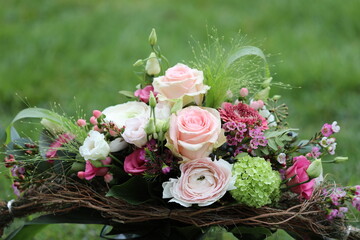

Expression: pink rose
xmin=134 ymin=85 xmax=156 ymax=103
xmin=285 ymin=155 xmax=315 ymax=200
xmin=166 ymin=106 xmax=225 ymax=160
xmin=124 ymin=148 xmax=147 ymax=175
xmin=153 ymin=63 xmax=210 ymax=105
xmin=162 ymin=158 xmax=235 ymax=207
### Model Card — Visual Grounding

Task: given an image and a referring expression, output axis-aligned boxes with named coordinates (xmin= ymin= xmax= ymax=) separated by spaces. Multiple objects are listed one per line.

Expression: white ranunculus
xmin=79 ymin=130 xmax=110 ymax=161
xmin=122 ymin=117 xmax=148 ymax=147
xmin=102 ymin=101 xmax=150 ymax=129
xmin=109 ymin=138 xmax=128 ymax=152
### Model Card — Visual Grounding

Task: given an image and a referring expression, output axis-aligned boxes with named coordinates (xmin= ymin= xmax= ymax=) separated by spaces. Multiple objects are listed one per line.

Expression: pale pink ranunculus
xmin=153 ymin=63 xmax=210 ymax=105
xmin=285 ymin=155 xmax=315 ymax=200
xmin=123 ymin=148 xmax=147 ymax=175
xmin=166 ymin=106 xmax=225 ymax=160
xmin=122 ymin=117 xmax=148 ymax=147
xmin=162 ymin=158 xmax=236 ymax=207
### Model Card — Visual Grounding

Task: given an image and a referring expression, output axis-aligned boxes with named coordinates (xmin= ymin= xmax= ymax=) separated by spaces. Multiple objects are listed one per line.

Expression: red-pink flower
xmin=124 ymin=148 xmax=148 ymax=175
xmin=285 ymin=156 xmax=315 ymax=200
xmin=46 ymin=133 xmax=75 ymax=161
xmin=134 ymin=85 xmax=156 ymax=103
xmin=219 ymin=102 xmax=267 ymax=128
xmin=78 ymin=158 xmax=111 ymax=181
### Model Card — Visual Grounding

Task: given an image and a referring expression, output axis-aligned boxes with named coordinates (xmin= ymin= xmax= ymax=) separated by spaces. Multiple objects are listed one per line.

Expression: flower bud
xmin=239 ymin=88 xmax=249 ymax=97
xmin=149 ymin=91 xmax=157 ymax=108
xmin=77 ymin=119 xmax=87 ymax=127
xmin=93 ymin=110 xmax=102 ymax=119
xmin=306 ymin=159 xmax=323 ymax=179
xmin=334 ymin=156 xmax=348 ymax=163
xmin=90 ymin=116 xmax=98 ymax=125
xmin=104 ymin=173 xmax=113 ymax=183
xmin=133 ymin=59 xmax=144 ymax=67
xmin=149 ymin=28 xmax=157 ymax=46
xmin=272 ymin=95 xmax=281 ymax=101
xmin=145 ymin=52 xmax=161 ymax=76
xmin=144 ymin=118 xmax=155 ymax=134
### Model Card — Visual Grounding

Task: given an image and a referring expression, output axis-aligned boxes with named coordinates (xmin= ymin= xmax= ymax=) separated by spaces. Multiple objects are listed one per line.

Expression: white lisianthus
xmin=79 ymin=130 xmax=110 ymax=161
xmin=109 ymin=138 xmax=128 ymax=152
xmin=122 ymin=117 xmax=148 ymax=147
xmin=155 ymin=101 xmax=171 ymax=120
xmin=102 ymin=101 xmax=150 ymax=129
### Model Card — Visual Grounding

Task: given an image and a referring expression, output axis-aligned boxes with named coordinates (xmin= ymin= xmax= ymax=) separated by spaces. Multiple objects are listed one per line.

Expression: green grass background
xmin=0 ymin=0 xmax=359 ymax=239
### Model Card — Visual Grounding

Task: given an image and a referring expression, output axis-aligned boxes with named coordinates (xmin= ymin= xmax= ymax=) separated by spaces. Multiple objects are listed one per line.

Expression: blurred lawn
xmin=1 ymin=0 xmax=360 ymax=238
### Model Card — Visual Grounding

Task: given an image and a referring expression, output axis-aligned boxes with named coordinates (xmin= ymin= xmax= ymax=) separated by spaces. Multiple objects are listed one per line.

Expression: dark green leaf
xmin=267 ymin=139 xmax=278 ymax=151
xmin=106 ymin=176 xmax=152 ymax=205
xmin=232 ymin=226 xmax=273 ymax=240
xmin=5 ymin=224 xmax=48 ymax=240
xmin=201 ymin=226 xmax=238 ymax=240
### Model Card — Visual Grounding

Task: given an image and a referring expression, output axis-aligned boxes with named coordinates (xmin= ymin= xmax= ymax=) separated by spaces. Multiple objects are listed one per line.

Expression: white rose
xmin=153 ymin=63 xmax=210 ymax=106
xmin=79 ymin=130 xmax=110 ymax=161
xmin=102 ymin=101 xmax=150 ymax=129
xmin=122 ymin=117 xmax=148 ymax=147
xmin=109 ymin=138 xmax=128 ymax=152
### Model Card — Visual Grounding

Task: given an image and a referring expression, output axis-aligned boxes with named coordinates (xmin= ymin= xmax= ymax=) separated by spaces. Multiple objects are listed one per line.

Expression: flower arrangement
xmin=1 ymin=29 xmax=360 ymax=239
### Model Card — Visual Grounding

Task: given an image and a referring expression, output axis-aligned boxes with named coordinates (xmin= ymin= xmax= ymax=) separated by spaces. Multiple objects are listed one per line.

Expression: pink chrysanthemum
xmin=219 ymin=102 xmax=267 ymax=127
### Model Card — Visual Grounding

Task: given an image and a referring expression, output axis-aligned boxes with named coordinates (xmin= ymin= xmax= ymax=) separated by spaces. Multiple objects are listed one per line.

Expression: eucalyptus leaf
xmin=106 ymin=176 xmax=152 ymax=205
xmin=267 ymin=139 xmax=278 ymax=151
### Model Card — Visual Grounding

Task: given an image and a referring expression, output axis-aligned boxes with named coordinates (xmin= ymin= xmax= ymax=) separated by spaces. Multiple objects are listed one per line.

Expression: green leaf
xmin=0 ymin=123 xmax=6 ymax=145
xmin=5 ymin=108 xmax=64 ymax=144
xmin=118 ymin=90 xmax=135 ymax=98
xmin=267 ymin=139 xmax=278 ymax=151
xmin=265 ymin=229 xmax=295 ymax=240
xmin=5 ymin=224 xmax=48 ymax=240
xmin=232 ymin=226 xmax=273 ymax=240
xmin=171 ymin=98 xmax=183 ymax=114
xmin=226 ymin=46 xmax=270 ymax=79
xmin=106 ymin=176 xmax=152 ymax=205
xmin=201 ymin=226 xmax=238 ymax=240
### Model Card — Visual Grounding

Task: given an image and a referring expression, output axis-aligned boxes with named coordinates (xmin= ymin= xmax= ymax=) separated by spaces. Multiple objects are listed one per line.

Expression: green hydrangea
xmin=230 ymin=155 xmax=281 ymax=208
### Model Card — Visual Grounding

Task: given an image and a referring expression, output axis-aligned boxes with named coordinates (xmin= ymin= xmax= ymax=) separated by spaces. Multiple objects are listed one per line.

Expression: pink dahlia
xmin=219 ymin=102 xmax=267 ymax=127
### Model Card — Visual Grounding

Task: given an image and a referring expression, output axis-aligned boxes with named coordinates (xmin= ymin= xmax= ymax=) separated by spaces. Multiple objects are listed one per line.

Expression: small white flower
xmin=331 ymin=121 xmax=340 ymax=133
xmin=109 ymin=138 xmax=128 ymax=152
xmin=259 ymin=108 xmax=277 ymax=127
xmin=277 ymin=153 xmax=286 ymax=165
xmin=320 ymin=137 xmax=329 ymax=147
xmin=79 ymin=130 xmax=110 ymax=161
xmin=328 ymin=143 xmax=337 ymax=155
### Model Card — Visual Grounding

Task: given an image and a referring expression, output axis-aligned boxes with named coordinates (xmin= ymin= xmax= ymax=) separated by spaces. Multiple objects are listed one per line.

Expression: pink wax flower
xmin=285 ymin=155 xmax=315 ymax=200
xmin=124 ymin=148 xmax=148 ymax=175
xmin=77 ymin=119 xmax=87 ymax=127
xmin=239 ymin=88 xmax=249 ymax=97
xmin=93 ymin=110 xmax=103 ymax=119
xmin=326 ymin=209 xmax=339 ymax=220
xmin=321 ymin=123 xmax=334 ymax=137
xmin=134 ymin=85 xmax=156 ymax=103
xmin=219 ymin=102 xmax=267 ymax=128
xmin=77 ymin=158 xmax=111 ymax=181
xmin=46 ymin=133 xmax=75 ymax=161
xmin=90 ymin=116 xmax=98 ymax=125
xmin=250 ymin=100 xmax=264 ymax=110
xmin=352 ymin=196 xmax=360 ymax=211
